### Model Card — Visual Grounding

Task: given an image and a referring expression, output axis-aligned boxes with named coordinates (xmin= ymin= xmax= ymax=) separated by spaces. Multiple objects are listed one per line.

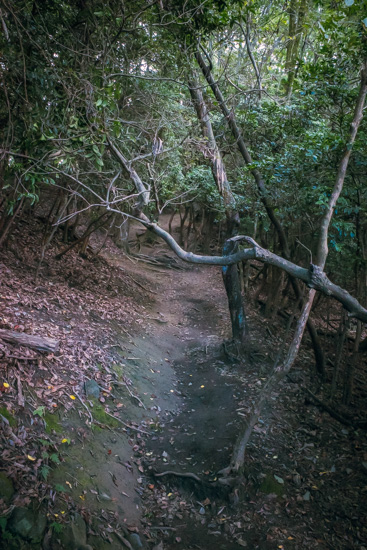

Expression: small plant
xmin=33 ymin=406 xmax=46 ymax=417
xmin=41 ymin=465 xmax=51 ymax=480
xmin=50 ymin=521 xmax=63 ymax=534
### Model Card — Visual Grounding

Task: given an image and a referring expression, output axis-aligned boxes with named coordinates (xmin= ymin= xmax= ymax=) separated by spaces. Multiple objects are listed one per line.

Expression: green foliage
xmin=50 ymin=522 xmax=64 ymax=534
xmin=40 ymin=465 xmax=51 ymax=481
xmin=54 ymin=483 xmax=67 ymax=492
xmin=1 ymin=0 xmax=366 ymax=287
xmin=0 ymin=407 xmax=17 ymax=427
xmin=33 ymin=406 xmax=46 ymax=417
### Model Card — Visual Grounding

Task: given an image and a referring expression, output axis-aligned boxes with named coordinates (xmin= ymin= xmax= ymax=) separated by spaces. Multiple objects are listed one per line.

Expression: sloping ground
xmin=0 ymin=216 xmax=181 ymax=548
xmin=0 ymin=215 xmax=367 ymax=550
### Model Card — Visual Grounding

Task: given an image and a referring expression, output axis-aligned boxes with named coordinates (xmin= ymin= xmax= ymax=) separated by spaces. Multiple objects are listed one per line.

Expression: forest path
xmin=108 ymin=225 xmax=367 ymax=550
xmin=102 ymin=219 xmax=278 ymax=549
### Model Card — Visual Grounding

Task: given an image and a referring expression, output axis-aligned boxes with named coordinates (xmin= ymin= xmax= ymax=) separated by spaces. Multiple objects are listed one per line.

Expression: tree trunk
xmin=196 ymin=49 xmax=325 ymax=375
xmin=222 ymin=237 xmax=246 ymax=343
xmin=189 ymin=78 xmax=244 ymax=340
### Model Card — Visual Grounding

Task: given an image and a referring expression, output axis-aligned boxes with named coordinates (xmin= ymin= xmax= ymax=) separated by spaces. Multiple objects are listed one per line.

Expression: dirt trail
xmin=44 ymin=236 xmax=247 ymax=549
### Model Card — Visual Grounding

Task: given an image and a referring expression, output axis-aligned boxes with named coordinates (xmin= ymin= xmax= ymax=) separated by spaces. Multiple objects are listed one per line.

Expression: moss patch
xmin=0 ymin=406 xmax=17 ymax=427
xmin=0 ymin=473 xmax=14 ymax=503
xmin=44 ymin=412 xmax=62 ymax=434
xmin=92 ymin=402 xmax=119 ymax=428
xmin=259 ymin=473 xmax=284 ymax=497
xmin=111 ymin=362 xmax=124 ymax=378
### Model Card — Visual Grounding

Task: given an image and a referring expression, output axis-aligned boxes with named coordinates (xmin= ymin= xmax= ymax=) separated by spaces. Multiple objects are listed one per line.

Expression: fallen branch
xmin=0 ymin=329 xmax=59 ymax=353
xmin=112 ymin=380 xmax=146 ymax=409
xmin=305 ymin=389 xmax=354 ymax=427
xmin=75 ymin=392 xmax=93 ymax=424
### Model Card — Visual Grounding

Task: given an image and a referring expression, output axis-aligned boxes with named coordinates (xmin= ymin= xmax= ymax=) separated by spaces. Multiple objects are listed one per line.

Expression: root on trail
xmin=154 ymin=470 xmax=202 ymax=483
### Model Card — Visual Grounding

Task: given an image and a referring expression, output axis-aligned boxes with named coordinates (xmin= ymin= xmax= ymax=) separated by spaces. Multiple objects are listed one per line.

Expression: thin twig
xmin=113 ymin=381 xmax=146 ymax=409
xmin=104 ymin=411 xmax=151 ymax=435
xmin=74 ymin=392 xmax=93 ymax=424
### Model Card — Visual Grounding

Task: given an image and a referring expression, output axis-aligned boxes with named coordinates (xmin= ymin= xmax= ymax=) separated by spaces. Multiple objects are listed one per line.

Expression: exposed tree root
xmin=154 ymin=470 xmax=202 ymax=483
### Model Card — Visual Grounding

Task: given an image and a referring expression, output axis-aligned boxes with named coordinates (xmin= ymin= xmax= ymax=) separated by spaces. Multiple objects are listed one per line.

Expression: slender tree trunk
xmin=343 ymin=320 xmax=362 ymax=405
xmin=188 ymin=78 xmax=239 ymax=234
xmin=285 ymin=0 xmax=308 ymax=97
xmin=189 ymin=78 xmax=245 ymax=341
xmin=196 ymin=49 xmax=325 ymax=373
xmin=0 ymin=196 xmax=25 ymax=248
xmin=222 ymin=237 xmax=246 ymax=343
xmin=230 ymin=289 xmax=316 ymax=472
xmin=55 ymin=211 xmax=110 ymax=259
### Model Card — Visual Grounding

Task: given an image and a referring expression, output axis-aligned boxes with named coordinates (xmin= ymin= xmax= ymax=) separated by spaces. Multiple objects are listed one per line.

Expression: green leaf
xmin=274 ymin=474 xmax=284 ymax=484
xmin=33 ymin=406 xmax=46 ymax=417
xmin=96 ymin=99 xmax=103 ymax=107
xmin=51 ymin=522 xmax=63 ymax=534
xmin=50 ymin=453 xmax=60 ymax=464
xmin=41 ymin=465 xmax=50 ymax=480
xmin=38 ymin=438 xmax=51 ymax=446
xmin=54 ymin=483 xmax=66 ymax=492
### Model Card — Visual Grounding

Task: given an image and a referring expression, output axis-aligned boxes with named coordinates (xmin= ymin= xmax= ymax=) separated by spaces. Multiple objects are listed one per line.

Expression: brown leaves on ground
xmin=0 ymin=216 xmax=149 ymax=516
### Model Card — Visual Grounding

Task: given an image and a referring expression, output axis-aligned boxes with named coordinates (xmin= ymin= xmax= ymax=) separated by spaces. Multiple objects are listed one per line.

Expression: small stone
xmin=56 ymin=513 xmax=87 ymax=550
xmin=303 ymin=491 xmax=311 ymax=501
xmin=85 ymin=379 xmax=100 ymax=399
xmin=99 ymin=492 xmax=112 ymax=501
xmin=128 ymin=532 xmax=144 ymax=549
xmin=293 ymin=473 xmax=301 ymax=486
xmin=9 ymin=507 xmax=47 ymax=543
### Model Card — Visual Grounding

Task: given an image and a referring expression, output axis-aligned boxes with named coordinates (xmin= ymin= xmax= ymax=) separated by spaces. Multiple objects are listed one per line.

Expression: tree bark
xmin=222 ymin=237 xmax=246 ymax=342
xmin=188 ymin=78 xmax=239 ymax=234
xmin=189 ymin=77 xmax=245 ymax=341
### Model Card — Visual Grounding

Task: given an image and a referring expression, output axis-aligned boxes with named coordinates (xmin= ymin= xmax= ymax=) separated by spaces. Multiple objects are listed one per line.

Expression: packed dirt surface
xmin=1 ymin=214 xmax=367 ymax=550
